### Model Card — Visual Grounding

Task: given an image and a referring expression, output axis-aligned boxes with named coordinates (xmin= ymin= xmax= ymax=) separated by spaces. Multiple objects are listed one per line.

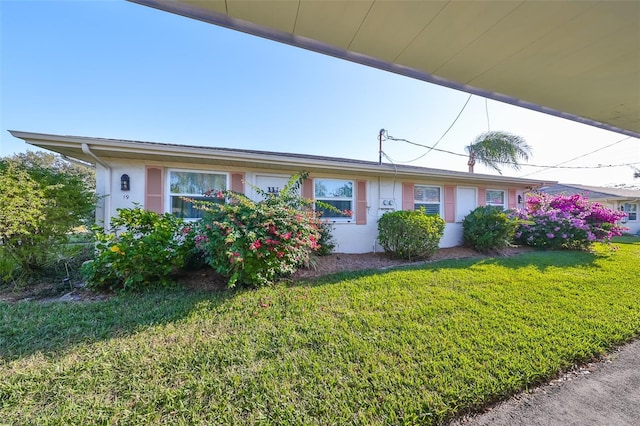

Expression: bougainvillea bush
xmin=512 ymin=192 xmax=626 ymax=250
xmin=193 ymin=174 xmax=331 ymax=288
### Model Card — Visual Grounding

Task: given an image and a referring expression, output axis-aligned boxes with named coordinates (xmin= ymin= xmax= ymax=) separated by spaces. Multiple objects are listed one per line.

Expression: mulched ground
xmin=1 ymin=246 xmax=534 ymax=303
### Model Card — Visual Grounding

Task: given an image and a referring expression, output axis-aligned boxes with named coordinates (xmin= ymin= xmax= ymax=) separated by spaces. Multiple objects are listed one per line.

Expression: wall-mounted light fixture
xmin=120 ymin=174 xmax=130 ymax=191
xmin=517 ymin=195 xmax=523 ymax=204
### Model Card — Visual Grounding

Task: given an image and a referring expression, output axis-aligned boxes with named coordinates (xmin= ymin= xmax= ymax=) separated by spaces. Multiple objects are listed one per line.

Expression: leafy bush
xmin=377 ymin=209 xmax=445 ymax=260
xmin=512 ymin=192 xmax=627 ymax=250
xmin=82 ymin=207 xmax=195 ymax=291
xmin=462 ymin=206 xmax=517 ymax=253
xmin=315 ymin=221 xmax=336 ymax=256
xmin=0 ymin=155 xmax=95 ymax=284
xmin=193 ymin=174 xmax=328 ymax=288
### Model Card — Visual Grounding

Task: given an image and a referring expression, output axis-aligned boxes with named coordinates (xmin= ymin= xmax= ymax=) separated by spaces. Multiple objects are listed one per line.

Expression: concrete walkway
xmin=451 ymin=339 xmax=640 ymax=426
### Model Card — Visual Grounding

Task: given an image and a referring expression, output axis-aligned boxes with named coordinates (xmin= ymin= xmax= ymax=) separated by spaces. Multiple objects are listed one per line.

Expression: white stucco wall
xmin=95 ymin=158 xmax=536 ymax=253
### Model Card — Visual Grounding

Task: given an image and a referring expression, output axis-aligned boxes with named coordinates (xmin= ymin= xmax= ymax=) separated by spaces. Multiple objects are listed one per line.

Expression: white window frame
xmin=166 ymin=169 xmax=229 ymax=220
xmin=485 ymin=189 xmax=506 ymax=210
xmin=624 ymin=203 xmax=638 ymax=222
xmin=414 ymin=185 xmax=442 ymax=216
xmin=314 ymin=178 xmax=355 ymax=223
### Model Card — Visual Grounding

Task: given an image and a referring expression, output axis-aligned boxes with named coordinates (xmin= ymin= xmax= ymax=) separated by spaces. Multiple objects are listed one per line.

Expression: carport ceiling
xmin=129 ymin=0 xmax=640 ymax=138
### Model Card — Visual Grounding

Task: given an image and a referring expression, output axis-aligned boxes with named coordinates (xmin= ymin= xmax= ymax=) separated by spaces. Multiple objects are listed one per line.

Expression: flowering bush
xmin=193 ymin=174 xmax=329 ymax=288
xmin=512 ymin=192 xmax=627 ymax=250
xmin=82 ymin=207 xmax=196 ymax=291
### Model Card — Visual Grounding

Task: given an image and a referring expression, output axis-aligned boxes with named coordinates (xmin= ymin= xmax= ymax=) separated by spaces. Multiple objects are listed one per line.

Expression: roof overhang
xmin=9 ymin=130 xmax=551 ymax=187
xmin=128 ymin=0 xmax=640 ymax=139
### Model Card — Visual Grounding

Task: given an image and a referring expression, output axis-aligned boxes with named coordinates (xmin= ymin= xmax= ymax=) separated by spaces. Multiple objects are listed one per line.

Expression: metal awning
xmin=129 ymin=0 xmax=640 ymax=139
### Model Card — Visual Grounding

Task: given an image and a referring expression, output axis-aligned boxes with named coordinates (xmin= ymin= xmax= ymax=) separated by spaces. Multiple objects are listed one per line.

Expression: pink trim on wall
xmin=478 ymin=187 xmax=486 ymax=206
xmin=231 ymin=173 xmax=245 ymax=194
xmin=356 ymin=180 xmax=367 ymax=225
xmin=402 ymin=183 xmax=414 ymax=211
xmin=508 ymin=188 xmax=517 ymax=209
xmin=444 ymin=185 xmax=456 ymax=223
xmin=145 ymin=166 xmax=164 ymax=214
xmin=301 ymin=178 xmax=314 ymax=200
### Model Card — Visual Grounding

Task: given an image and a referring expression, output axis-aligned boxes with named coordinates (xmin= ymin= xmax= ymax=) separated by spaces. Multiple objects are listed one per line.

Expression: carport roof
xmin=128 ymin=0 xmax=640 ymax=139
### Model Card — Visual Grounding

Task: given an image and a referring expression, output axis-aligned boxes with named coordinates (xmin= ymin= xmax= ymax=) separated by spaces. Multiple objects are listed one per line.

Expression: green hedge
xmin=378 ymin=209 xmax=445 ymax=260
xmin=462 ymin=206 xmax=517 ymax=253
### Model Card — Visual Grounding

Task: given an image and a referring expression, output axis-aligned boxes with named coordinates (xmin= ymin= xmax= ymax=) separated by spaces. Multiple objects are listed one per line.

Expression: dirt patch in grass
xmin=292 ymin=245 xmax=533 ymax=280
xmin=0 ymin=246 xmax=534 ymax=303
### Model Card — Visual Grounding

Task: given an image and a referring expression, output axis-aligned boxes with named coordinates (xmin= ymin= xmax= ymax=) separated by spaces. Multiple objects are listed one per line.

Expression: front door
xmin=254 ymin=174 xmax=292 ymax=200
xmin=456 ymin=187 xmax=477 ymax=222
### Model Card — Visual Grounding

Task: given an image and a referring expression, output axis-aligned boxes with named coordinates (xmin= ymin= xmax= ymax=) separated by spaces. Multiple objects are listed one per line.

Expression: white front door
xmin=456 ymin=187 xmax=477 ymax=222
xmin=254 ymin=174 xmax=292 ymax=200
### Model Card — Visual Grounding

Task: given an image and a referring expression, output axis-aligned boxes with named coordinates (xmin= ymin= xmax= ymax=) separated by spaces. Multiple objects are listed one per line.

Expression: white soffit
xmin=128 ymin=0 xmax=640 ymax=139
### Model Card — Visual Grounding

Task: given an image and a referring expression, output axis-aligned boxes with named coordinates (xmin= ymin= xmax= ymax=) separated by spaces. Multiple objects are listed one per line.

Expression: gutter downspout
xmin=81 ymin=143 xmax=111 ymax=227
xmin=61 ymin=154 xmax=95 ymax=169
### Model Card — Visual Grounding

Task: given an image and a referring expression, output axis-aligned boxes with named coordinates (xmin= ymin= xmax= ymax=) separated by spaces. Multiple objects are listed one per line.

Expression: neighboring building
xmin=540 ymin=183 xmax=640 ymax=235
xmin=10 ymin=131 xmax=551 ymax=253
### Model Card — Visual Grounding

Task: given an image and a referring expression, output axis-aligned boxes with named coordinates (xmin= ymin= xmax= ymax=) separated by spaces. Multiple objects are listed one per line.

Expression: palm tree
xmin=465 ymin=131 xmax=532 ymax=174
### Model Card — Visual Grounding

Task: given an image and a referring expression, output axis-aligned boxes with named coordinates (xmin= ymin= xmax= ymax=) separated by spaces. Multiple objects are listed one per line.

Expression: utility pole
xmin=379 ymin=129 xmax=385 ymax=165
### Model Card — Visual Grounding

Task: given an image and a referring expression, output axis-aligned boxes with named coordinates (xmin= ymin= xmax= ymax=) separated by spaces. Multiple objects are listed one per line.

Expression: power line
xmin=384 ymin=132 xmax=640 ymax=170
xmin=520 ymin=136 xmax=633 ymax=177
xmin=381 ymin=94 xmax=473 ymax=164
xmin=485 ymin=98 xmax=490 ymax=132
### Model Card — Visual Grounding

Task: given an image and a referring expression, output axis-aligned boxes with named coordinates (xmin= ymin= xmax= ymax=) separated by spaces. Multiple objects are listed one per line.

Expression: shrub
xmin=315 ymin=221 xmax=336 ymax=256
xmin=377 ymin=209 xmax=445 ymax=260
xmin=512 ymin=192 xmax=627 ymax=250
xmin=193 ymin=173 xmax=329 ymax=288
xmin=82 ymin=207 xmax=195 ymax=291
xmin=463 ymin=206 xmax=517 ymax=253
xmin=0 ymin=156 xmax=95 ymax=284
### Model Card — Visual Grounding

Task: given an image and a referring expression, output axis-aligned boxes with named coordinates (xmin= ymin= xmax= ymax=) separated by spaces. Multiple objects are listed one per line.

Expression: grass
xmin=1 ymin=237 xmax=640 ymax=425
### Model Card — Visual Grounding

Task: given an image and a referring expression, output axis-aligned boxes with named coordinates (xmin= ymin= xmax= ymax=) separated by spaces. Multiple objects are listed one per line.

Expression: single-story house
xmin=540 ymin=183 xmax=640 ymax=235
xmin=10 ymin=130 xmax=552 ymax=253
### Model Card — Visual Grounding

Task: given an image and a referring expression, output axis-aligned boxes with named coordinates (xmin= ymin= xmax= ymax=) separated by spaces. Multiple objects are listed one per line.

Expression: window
xmin=414 ymin=185 xmax=441 ymax=215
xmin=314 ymin=179 xmax=354 ymax=221
xmin=168 ymin=170 xmax=227 ymax=219
xmin=486 ymin=189 xmax=506 ymax=210
xmin=624 ymin=203 xmax=638 ymax=221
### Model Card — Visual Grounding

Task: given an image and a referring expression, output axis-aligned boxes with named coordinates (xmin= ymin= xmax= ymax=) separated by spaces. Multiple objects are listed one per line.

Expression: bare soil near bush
xmin=1 ymin=246 xmax=533 ymax=302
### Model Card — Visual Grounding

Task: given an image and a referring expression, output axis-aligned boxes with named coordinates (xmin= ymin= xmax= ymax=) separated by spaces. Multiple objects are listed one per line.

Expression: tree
xmin=9 ymin=150 xmax=95 ymax=190
xmin=0 ymin=152 xmax=96 ymax=276
xmin=465 ymin=131 xmax=532 ymax=174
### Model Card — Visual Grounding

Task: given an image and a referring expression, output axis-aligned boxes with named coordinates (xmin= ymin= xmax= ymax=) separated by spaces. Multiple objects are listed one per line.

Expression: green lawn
xmin=2 ymin=238 xmax=640 ymax=425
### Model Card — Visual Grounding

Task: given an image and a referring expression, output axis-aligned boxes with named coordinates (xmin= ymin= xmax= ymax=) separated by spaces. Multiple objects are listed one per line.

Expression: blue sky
xmin=2 ymin=0 xmax=638 ymax=186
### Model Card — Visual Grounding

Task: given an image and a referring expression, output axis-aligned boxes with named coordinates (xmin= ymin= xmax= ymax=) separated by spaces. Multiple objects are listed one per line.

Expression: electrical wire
xmin=382 ymin=94 xmax=473 ymax=164
xmin=519 ymin=136 xmax=633 ymax=177
xmin=485 ymin=98 xmax=491 ymax=132
xmin=384 ymin=132 xmax=640 ymax=170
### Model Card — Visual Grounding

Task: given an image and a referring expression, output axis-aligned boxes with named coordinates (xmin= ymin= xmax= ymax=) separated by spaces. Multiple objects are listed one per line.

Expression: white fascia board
xmin=9 ymin=130 xmax=552 ymax=187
